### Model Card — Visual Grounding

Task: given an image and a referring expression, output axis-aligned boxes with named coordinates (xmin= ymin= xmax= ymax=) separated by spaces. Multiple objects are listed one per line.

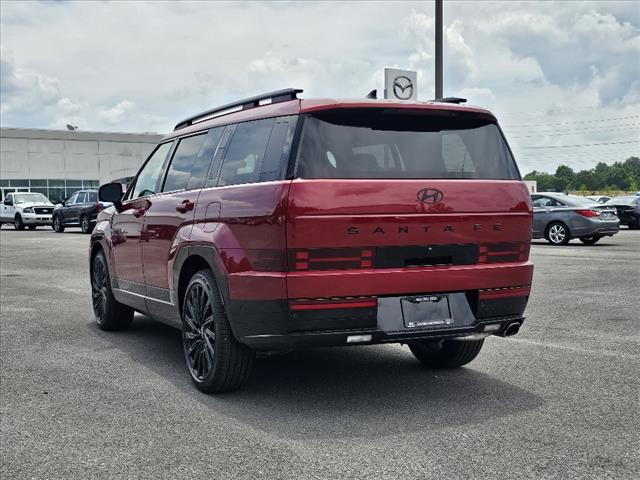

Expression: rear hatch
xmin=286 ymin=107 xmax=532 ymax=281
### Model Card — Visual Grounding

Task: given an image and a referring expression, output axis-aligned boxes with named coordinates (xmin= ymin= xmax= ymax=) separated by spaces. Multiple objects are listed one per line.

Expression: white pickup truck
xmin=0 ymin=192 xmax=56 ymax=230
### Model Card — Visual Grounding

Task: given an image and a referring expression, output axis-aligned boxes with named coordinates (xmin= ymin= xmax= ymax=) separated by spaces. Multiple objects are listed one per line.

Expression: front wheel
xmin=91 ymin=250 xmax=133 ymax=330
xmin=409 ymin=339 xmax=484 ymax=369
xmin=14 ymin=215 xmax=25 ymax=231
xmin=80 ymin=214 xmax=94 ymax=234
xmin=579 ymin=235 xmax=601 ymax=245
xmin=545 ymin=222 xmax=570 ymax=245
xmin=182 ymin=270 xmax=255 ymax=393
xmin=52 ymin=215 xmax=65 ymax=232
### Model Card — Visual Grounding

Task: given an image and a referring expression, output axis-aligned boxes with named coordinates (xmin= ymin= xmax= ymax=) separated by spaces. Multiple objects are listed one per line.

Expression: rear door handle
xmin=176 ymin=200 xmax=195 ymax=213
xmin=133 ymin=207 xmax=146 ymax=217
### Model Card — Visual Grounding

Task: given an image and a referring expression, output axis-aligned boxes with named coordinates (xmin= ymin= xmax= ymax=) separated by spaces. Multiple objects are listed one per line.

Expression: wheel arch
xmin=173 ymin=245 xmax=238 ymax=339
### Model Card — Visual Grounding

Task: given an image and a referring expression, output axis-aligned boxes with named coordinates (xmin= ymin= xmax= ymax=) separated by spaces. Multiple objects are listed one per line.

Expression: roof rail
xmin=174 ymin=88 xmax=303 ymax=131
xmin=431 ymin=97 xmax=467 ymax=104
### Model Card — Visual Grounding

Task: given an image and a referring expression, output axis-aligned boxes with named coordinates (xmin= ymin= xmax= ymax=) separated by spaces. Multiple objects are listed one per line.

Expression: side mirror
xmin=99 ymin=182 xmax=124 ymax=212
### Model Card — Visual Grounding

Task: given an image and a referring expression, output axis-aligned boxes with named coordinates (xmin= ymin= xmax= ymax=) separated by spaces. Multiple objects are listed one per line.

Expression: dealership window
xmin=0 ymin=179 xmax=100 ymax=204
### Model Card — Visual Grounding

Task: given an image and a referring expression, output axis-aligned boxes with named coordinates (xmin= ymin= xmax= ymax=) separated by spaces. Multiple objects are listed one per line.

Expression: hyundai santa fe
xmin=91 ymin=89 xmax=534 ymax=393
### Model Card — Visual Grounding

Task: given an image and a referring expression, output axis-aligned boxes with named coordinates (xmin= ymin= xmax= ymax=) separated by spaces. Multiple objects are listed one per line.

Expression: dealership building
xmin=0 ymin=128 xmax=164 ymax=203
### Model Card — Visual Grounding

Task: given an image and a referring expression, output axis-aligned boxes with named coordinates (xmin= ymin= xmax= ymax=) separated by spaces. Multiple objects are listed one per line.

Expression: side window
xmin=186 ymin=127 xmax=224 ymax=191
xmin=219 ymin=119 xmax=274 ymax=187
xmin=162 ymin=133 xmax=208 ymax=193
xmin=87 ymin=192 xmax=97 ymax=203
xmin=4 ymin=194 xmax=13 ymax=205
xmin=75 ymin=192 xmax=87 ymax=204
xmin=68 ymin=193 xmax=79 ymax=204
xmin=132 ymin=142 xmax=172 ymax=199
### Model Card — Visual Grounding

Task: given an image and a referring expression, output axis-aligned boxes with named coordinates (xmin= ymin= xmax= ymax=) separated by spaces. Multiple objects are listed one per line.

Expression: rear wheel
xmin=182 ymin=269 xmax=255 ymax=393
xmin=579 ymin=235 xmax=601 ymax=244
xmin=91 ymin=250 xmax=133 ymax=331
xmin=52 ymin=215 xmax=65 ymax=232
xmin=545 ymin=222 xmax=570 ymax=245
xmin=409 ymin=339 xmax=484 ymax=369
xmin=80 ymin=214 xmax=94 ymax=234
xmin=14 ymin=214 xmax=25 ymax=231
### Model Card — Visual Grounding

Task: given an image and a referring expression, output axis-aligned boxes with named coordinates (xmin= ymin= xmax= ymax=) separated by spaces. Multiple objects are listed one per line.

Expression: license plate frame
xmin=400 ymin=294 xmax=452 ymax=329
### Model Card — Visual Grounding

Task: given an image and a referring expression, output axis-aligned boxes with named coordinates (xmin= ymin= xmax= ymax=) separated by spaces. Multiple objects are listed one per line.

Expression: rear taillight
xmin=290 ymin=248 xmax=375 ymax=271
xmin=289 ymin=296 xmax=377 ymax=311
xmin=96 ymin=202 xmax=103 ymax=213
xmin=575 ymin=209 xmax=600 ymax=218
xmin=243 ymin=249 xmax=287 ymax=272
xmin=478 ymin=242 xmax=529 ymax=263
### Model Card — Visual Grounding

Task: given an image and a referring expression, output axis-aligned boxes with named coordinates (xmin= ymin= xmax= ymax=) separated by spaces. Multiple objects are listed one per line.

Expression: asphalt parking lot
xmin=1 ymin=227 xmax=639 ymax=480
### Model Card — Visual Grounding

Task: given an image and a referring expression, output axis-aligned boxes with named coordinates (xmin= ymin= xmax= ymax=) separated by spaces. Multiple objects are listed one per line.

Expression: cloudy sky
xmin=1 ymin=0 xmax=638 ymax=174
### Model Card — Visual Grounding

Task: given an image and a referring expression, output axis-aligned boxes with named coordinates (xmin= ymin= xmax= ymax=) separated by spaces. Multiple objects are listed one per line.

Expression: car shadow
xmin=93 ymin=315 xmax=544 ymax=440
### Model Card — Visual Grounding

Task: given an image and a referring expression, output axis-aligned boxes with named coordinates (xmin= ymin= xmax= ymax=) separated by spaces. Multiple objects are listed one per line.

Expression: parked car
xmin=52 ymin=190 xmax=110 ymax=234
xmin=0 ymin=192 xmax=55 ymax=230
xmin=604 ymin=196 xmax=640 ymax=229
xmin=90 ymin=88 xmax=534 ymax=393
xmin=585 ymin=195 xmax=611 ymax=204
xmin=531 ymin=192 xmax=619 ymax=245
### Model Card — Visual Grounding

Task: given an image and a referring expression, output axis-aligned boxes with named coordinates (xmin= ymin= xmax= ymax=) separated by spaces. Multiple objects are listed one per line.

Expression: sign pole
xmin=435 ymin=0 xmax=443 ymax=99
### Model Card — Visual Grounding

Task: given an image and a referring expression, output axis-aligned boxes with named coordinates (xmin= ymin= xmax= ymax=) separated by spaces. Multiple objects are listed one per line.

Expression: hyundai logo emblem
xmin=393 ymin=76 xmax=414 ymax=100
xmin=417 ymin=188 xmax=444 ymax=204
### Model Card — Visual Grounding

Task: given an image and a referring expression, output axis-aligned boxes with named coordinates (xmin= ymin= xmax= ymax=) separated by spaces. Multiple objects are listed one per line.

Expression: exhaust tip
xmin=503 ymin=322 xmax=521 ymax=337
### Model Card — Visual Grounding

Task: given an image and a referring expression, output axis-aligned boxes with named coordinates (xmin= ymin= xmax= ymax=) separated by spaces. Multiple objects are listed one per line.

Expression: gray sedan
xmin=531 ymin=193 xmax=620 ymax=245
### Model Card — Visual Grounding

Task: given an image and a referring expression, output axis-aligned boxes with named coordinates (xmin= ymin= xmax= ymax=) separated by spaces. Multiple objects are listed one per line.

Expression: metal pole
xmin=435 ymin=0 xmax=443 ymax=99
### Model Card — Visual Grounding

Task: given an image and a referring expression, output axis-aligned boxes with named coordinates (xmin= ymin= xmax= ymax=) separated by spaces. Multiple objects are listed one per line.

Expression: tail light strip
xmin=478 ymin=242 xmax=528 ymax=264
xmin=289 ymin=296 xmax=378 ymax=311
xmin=479 ymin=285 xmax=531 ymax=299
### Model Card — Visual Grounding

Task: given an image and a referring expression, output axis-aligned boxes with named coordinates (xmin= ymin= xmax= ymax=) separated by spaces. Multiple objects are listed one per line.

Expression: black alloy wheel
xmin=53 ymin=215 xmax=65 ymax=232
xmin=183 ymin=278 xmax=216 ymax=383
xmin=81 ymin=215 xmax=92 ymax=234
xmin=14 ymin=214 xmax=25 ymax=230
xmin=181 ymin=270 xmax=254 ymax=393
xmin=91 ymin=250 xmax=133 ymax=330
xmin=92 ymin=254 xmax=109 ymax=323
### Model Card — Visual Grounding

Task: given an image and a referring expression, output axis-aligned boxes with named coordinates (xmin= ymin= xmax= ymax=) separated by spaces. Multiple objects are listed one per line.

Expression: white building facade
xmin=0 ymin=128 xmax=163 ymax=203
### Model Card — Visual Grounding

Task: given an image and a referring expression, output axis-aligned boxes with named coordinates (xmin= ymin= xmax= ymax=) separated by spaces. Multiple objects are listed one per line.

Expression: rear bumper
xmin=226 ymin=262 xmax=533 ymax=349
xmin=570 ymin=219 xmax=620 ymax=237
xmin=241 ymin=316 xmax=525 ymax=350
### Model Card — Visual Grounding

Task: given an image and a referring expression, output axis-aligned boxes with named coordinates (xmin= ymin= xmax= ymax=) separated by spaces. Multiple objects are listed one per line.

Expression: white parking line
xmin=507 ymin=337 xmax=640 ymax=360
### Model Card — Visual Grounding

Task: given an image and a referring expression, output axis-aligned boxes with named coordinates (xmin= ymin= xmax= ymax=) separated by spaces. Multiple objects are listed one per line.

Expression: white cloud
xmin=98 ymin=100 xmax=135 ymax=125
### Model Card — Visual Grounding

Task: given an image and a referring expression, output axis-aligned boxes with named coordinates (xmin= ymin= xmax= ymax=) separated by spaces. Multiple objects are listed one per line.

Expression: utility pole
xmin=435 ymin=0 xmax=443 ymax=99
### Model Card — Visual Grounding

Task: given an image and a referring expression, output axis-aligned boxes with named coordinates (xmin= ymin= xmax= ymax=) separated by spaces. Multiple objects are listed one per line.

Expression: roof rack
xmin=174 ymin=88 xmax=303 ymax=131
xmin=431 ymin=97 xmax=467 ymax=104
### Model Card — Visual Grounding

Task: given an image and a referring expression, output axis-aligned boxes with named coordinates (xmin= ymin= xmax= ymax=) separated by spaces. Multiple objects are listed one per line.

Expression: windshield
xmin=295 ymin=109 xmax=520 ymax=180
xmin=13 ymin=193 xmax=50 ymax=204
xmin=605 ymin=196 xmax=637 ymax=206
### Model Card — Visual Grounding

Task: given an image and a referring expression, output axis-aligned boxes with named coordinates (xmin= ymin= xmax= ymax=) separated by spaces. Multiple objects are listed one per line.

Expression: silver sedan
xmin=531 ymin=193 xmax=620 ymax=245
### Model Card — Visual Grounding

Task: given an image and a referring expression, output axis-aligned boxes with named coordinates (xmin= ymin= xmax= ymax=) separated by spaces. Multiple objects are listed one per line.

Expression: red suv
xmin=92 ymin=89 xmax=533 ymax=393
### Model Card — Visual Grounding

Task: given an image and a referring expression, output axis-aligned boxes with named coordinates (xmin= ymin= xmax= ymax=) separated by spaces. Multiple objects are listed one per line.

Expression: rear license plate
xmin=401 ymin=294 xmax=452 ymax=329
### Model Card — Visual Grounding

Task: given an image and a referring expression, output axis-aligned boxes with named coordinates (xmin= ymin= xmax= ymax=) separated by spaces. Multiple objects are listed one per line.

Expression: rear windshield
xmin=295 ymin=109 xmax=520 ymax=180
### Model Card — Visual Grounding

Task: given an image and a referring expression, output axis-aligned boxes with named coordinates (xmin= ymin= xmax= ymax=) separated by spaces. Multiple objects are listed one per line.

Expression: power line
xmin=502 ymin=115 xmax=640 ymax=128
xmin=518 ymin=140 xmax=639 ymax=150
xmin=509 ymin=125 xmax=640 ymax=138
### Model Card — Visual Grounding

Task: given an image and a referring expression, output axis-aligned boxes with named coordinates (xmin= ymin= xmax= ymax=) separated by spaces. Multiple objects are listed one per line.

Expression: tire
xmin=52 ymin=215 xmax=65 ymax=232
xmin=409 ymin=339 xmax=485 ymax=369
xmin=80 ymin=214 xmax=94 ymax=234
xmin=28 ymin=225 xmax=37 ymax=230
xmin=91 ymin=250 xmax=133 ymax=331
xmin=545 ymin=222 xmax=570 ymax=245
xmin=181 ymin=269 xmax=255 ymax=393
xmin=14 ymin=214 xmax=25 ymax=231
xmin=628 ymin=222 xmax=639 ymax=230
xmin=579 ymin=235 xmax=601 ymax=245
